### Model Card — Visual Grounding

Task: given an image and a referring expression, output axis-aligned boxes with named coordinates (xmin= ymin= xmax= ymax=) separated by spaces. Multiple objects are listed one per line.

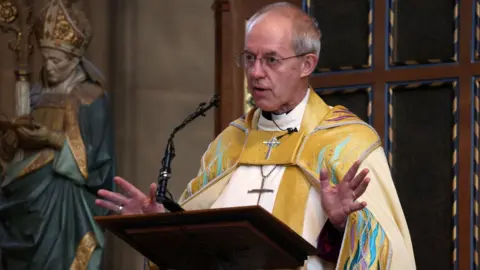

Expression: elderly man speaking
xmin=96 ymin=2 xmax=416 ymax=269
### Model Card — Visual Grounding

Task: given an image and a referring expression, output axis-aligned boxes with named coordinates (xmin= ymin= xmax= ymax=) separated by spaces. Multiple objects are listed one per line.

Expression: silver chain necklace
xmin=247 ymin=117 xmax=297 ymax=204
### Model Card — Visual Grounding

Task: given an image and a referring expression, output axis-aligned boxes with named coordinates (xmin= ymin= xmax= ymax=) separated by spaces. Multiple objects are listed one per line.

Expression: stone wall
xmin=0 ymin=1 xmax=215 ymax=269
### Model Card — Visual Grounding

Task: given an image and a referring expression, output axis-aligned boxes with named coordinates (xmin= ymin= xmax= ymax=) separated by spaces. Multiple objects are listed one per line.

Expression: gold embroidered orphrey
xmin=174 ymin=90 xmax=412 ymax=269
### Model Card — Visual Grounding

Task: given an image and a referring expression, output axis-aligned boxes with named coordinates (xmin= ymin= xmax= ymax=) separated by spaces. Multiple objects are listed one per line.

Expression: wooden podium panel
xmin=95 ymin=206 xmax=317 ymax=270
xmin=128 ymin=222 xmax=298 ymax=269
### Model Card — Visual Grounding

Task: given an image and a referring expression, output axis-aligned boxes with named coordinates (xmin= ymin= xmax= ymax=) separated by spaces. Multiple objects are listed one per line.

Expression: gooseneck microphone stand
xmin=156 ymin=94 xmax=220 ymax=212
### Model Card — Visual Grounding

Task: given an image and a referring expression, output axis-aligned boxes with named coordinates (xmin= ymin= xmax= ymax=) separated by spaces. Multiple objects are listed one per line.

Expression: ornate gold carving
xmin=70 ymin=232 xmax=97 ymax=270
xmin=35 ymin=0 xmax=92 ymax=57
xmin=0 ymin=0 xmax=34 ymax=81
xmin=0 ymin=1 xmax=18 ymax=23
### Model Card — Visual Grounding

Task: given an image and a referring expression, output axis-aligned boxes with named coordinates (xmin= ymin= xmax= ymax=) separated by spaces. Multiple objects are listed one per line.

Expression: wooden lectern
xmin=95 ymin=206 xmax=317 ymax=269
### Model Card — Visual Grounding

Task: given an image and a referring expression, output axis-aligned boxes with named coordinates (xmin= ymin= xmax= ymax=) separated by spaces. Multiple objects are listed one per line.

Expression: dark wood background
xmin=212 ymin=0 xmax=477 ymax=269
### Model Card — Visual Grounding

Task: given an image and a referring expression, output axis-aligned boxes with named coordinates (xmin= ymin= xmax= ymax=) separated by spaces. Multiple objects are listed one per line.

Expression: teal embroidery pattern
xmin=202 ymin=138 xmax=231 ymax=187
xmin=344 ymin=209 xmax=389 ymax=269
xmin=315 ymin=136 xmax=351 ymax=184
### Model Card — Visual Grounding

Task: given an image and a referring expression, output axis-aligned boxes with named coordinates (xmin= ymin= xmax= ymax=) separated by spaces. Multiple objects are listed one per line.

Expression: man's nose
xmin=249 ymin=59 xmax=266 ymax=78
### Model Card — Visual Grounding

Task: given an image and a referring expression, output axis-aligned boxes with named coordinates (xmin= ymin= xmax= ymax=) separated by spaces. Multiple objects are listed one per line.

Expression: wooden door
xmin=212 ymin=0 xmax=474 ymax=269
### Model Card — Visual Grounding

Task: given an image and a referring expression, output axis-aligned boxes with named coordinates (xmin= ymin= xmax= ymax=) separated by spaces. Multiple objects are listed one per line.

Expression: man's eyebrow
xmin=264 ymin=51 xmax=280 ymax=57
xmin=242 ymin=50 xmax=280 ymax=57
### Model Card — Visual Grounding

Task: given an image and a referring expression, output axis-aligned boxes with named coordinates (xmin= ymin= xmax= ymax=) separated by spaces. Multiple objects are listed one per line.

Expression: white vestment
xmin=180 ymin=89 xmax=416 ymax=270
xmin=212 ymin=90 xmax=332 ymax=269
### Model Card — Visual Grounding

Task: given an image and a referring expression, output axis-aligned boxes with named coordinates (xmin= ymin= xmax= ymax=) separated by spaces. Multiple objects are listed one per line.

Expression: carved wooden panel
xmin=388 ymin=0 xmax=458 ymax=66
xmin=308 ymin=0 xmax=372 ymax=72
xmin=315 ymin=86 xmax=372 ymax=124
xmin=474 ymin=79 xmax=480 ymax=269
xmin=387 ymin=81 xmax=458 ymax=270
xmin=476 ymin=2 xmax=480 ymax=61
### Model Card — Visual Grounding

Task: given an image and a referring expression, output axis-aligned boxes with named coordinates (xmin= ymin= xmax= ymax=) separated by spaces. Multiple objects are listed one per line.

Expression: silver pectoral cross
xmin=263 ymin=137 xmax=280 ymax=160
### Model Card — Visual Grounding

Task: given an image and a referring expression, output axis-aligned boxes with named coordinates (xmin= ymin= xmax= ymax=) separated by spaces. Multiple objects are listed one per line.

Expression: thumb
xmin=16 ymin=128 xmax=28 ymax=137
xmin=319 ymin=168 xmax=331 ymax=189
xmin=149 ymin=183 xmax=158 ymax=204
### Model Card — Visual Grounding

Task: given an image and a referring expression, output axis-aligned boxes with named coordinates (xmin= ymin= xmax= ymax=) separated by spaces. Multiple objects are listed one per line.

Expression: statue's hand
xmin=12 ymin=115 xmax=65 ymax=150
xmin=0 ymin=129 xmax=19 ymax=162
xmin=12 ymin=115 xmax=37 ymax=128
xmin=17 ymin=125 xmax=49 ymax=146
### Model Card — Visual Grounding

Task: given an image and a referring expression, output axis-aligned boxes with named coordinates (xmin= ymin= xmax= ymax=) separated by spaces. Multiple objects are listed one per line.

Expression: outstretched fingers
xmin=149 ymin=183 xmax=157 ymax=198
xmin=348 ymin=201 xmax=367 ymax=214
xmin=114 ymin=176 xmax=147 ymax=200
xmin=344 ymin=160 xmax=361 ymax=183
xmin=146 ymin=183 xmax=158 ymax=207
xmin=97 ymin=189 xmax=129 ymax=205
xmin=353 ymin=177 xmax=370 ymax=200
xmin=318 ymin=168 xmax=331 ymax=189
xmin=95 ymin=198 xmax=121 ymax=212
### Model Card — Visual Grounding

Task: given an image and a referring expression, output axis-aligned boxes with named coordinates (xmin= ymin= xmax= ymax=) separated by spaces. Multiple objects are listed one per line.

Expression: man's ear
xmin=300 ymin=54 xmax=318 ymax=78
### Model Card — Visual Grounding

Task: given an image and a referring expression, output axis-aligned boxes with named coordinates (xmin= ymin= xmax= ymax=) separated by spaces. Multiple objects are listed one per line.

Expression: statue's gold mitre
xmin=35 ymin=0 xmax=91 ymax=57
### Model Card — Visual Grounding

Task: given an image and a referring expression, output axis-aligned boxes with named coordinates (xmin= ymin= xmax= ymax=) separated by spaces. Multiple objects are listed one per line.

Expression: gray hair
xmin=246 ymin=2 xmax=322 ymax=58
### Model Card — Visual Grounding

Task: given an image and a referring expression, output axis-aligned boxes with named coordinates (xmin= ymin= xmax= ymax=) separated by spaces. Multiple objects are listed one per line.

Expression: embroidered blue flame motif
xmin=316 ymin=136 xmax=351 ymax=184
xmin=202 ymin=138 xmax=224 ymax=186
xmin=346 ymin=209 xmax=388 ymax=268
xmin=314 ymin=136 xmax=389 ymax=268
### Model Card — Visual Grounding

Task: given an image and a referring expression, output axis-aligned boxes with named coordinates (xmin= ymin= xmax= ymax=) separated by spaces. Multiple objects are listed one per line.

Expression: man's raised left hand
xmin=317 ymin=160 xmax=370 ymax=230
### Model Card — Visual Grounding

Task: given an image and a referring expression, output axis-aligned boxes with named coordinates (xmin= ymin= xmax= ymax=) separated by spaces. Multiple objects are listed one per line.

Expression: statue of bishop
xmin=0 ymin=0 xmax=116 ymax=269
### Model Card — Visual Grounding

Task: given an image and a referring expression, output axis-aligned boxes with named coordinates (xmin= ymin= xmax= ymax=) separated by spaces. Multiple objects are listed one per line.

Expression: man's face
xmin=41 ymin=48 xmax=79 ymax=85
xmin=244 ymin=14 xmax=304 ymax=113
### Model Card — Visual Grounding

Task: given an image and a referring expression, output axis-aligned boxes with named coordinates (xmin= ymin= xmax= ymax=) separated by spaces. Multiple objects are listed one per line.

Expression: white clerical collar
xmin=258 ymin=89 xmax=310 ymax=131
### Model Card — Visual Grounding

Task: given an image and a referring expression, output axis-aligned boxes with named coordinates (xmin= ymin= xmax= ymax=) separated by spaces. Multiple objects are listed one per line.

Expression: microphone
xmin=156 ymin=94 xmax=220 ymax=212
xmin=261 ymin=111 xmax=298 ymax=139
xmin=275 ymin=127 xmax=298 ymax=140
xmin=286 ymin=127 xmax=298 ymax=134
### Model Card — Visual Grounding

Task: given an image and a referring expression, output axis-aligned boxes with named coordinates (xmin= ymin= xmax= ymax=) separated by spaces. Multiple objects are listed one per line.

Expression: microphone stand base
xmin=157 ymin=196 xmax=184 ymax=212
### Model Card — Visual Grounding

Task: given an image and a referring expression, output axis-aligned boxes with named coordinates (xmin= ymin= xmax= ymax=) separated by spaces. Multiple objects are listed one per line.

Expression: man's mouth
xmin=253 ymin=87 xmax=268 ymax=91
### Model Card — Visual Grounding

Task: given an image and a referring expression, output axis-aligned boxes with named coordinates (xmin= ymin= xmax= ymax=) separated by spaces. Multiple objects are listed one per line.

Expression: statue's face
xmin=41 ymin=48 xmax=80 ymax=85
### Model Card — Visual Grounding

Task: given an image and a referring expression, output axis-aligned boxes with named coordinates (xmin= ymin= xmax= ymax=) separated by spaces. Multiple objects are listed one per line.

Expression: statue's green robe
xmin=0 ymin=81 xmax=115 ymax=270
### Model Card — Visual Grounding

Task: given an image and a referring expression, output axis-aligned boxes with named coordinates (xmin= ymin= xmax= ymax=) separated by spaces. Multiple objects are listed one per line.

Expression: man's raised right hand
xmin=96 ymin=176 xmax=165 ymax=215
